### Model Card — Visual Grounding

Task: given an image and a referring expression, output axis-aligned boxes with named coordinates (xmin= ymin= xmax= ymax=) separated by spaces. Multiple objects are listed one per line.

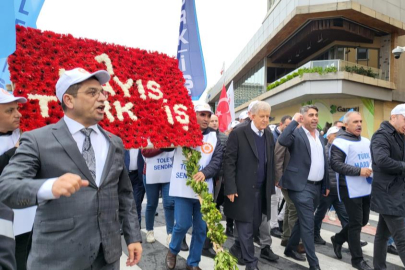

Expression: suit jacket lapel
xmin=98 ymin=126 xmax=116 ymax=187
xmin=244 ymin=126 xmax=259 ymax=160
xmin=51 ymin=119 xmax=97 ymax=188
xmin=298 ymin=127 xmax=311 ymax=158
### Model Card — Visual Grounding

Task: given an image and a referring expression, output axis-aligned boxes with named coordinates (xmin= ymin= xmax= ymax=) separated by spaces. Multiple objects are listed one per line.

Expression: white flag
xmin=227 ymin=81 xmax=235 ymax=122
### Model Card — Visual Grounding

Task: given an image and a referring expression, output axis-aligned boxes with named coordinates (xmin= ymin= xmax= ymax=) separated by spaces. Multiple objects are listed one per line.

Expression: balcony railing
xmin=267 ymin=59 xmax=388 ymax=91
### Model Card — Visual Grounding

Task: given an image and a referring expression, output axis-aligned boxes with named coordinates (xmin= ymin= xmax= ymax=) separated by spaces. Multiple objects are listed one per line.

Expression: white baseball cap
xmin=230 ymin=120 xmax=240 ymax=128
xmin=0 ymin=88 xmax=27 ymax=104
xmin=194 ymin=103 xmax=213 ymax=114
xmin=247 ymin=100 xmax=259 ymax=112
xmin=391 ymin=104 xmax=405 ymax=116
xmin=326 ymin=126 xmax=340 ymax=137
xmin=55 ymin=68 xmax=110 ymax=102
xmin=238 ymin=111 xmax=248 ymax=120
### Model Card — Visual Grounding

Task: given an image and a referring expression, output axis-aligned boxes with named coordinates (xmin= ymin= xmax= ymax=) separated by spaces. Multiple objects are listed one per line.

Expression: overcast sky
xmin=36 ymin=0 xmax=267 ymax=100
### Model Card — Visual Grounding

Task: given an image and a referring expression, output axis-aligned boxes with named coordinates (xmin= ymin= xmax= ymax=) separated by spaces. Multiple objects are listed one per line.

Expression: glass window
xmin=357 ymin=48 xmax=368 ymax=60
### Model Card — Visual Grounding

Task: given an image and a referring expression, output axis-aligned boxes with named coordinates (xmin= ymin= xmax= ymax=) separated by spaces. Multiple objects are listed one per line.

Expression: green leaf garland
xmin=182 ymin=147 xmax=238 ymax=270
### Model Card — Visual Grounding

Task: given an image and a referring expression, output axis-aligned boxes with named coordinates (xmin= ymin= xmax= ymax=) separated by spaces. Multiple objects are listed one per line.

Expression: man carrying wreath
xmin=165 ymin=102 xmax=223 ymax=270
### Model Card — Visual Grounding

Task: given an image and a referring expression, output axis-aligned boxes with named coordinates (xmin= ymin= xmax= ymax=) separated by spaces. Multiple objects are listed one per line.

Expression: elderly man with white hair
xmin=224 ymin=101 xmax=278 ymax=270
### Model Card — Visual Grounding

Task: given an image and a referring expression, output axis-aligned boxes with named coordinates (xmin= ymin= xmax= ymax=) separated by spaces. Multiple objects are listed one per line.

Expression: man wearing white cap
xmin=0 ymin=88 xmax=29 ymax=270
xmin=166 ymin=103 xmax=223 ymax=270
xmin=0 ymin=68 xmax=142 ymax=270
xmin=371 ymin=104 xmax=405 ymax=269
xmin=238 ymin=111 xmax=248 ymax=123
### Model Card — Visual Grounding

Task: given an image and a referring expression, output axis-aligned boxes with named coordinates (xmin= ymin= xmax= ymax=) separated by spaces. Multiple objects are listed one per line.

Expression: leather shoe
xmin=229 ymin=244 xmax=245 ymax=265
xmin=186 ymin=265 xmax=202 ymax=270
xmin=388 ymin=244 xmax=399 ymax=255
xmin=180 ymin=237 xmax=189 ymax=251
xmin=270 ymin=227 xmax=282 ymax=238
xmin=246 ymin=266 xmax=259 ymax=270
xmin=226 ymin=226 xmax=234 ymax=237
xmin=352 ymin=260 xmax=373 ymax=270
xmin=284 ymin=249 xmax=306 ymax=261
xmin=165 ymin=250 xmax=177 ymax=270
xmin=201 ymin=247 xmax=216 ymax=259
xmin=331 ymin=236 xmax=342 ymax=259
xmin=260 ymin=245 xmax=279 ymax=262
xmin=360 ymin=240 xmax=368 ymax=247
xmin=309 ymin=265 xmax=321 ymax=270
xmin=280 ymin=239 xmax=288 ymax=247
xmin=314 ymin=235 xmax=326 ymax=245
xmin=297 ymin=243 xmax=305 ymax=254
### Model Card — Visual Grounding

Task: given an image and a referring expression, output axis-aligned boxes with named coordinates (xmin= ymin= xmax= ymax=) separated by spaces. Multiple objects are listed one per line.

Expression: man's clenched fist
xmin=52 ymin=173 xmax=89 ymax=198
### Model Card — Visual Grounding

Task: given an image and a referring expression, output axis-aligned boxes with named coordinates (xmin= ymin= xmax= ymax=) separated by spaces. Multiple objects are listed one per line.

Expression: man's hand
xmin=15 ymin=140 xmax=20 ymax=147
xmin=323 ymin=189 xmax=330 ymax=197
xmin=51 ymin=173 xmax=89 ymax=198
xmin=293 ymin=113 xmax=303 ymax=123
xmin=360 ymin=168 xmax=372 ymax=177
xmin=193 ymin=172 xmax=206 ymax=182
xmin=127 ymin=242 xmax=142 ymax=266
xmin=227 ymin=193 xmax=238 ymax=202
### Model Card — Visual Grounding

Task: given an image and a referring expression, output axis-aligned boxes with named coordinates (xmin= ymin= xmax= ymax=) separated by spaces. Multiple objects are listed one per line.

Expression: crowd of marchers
xmin=0 ymin=67 xmax=405 ymax=270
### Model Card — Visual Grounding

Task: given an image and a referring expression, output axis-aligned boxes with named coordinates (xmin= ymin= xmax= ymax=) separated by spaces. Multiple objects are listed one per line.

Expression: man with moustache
xmin=166 ymin=103 xmax=223 ymax=270
xmin=330 ymin=111 xmax=372 ymax=270
xmin=278 ymin=105 xmax=330 ymax=270
xmin=0 ymin=68 xmax=142 ymax=270
xmin=224 ymin=101 xmax=278 ymax=270
xmin=371 ymin=104 xmax=405 ymax=269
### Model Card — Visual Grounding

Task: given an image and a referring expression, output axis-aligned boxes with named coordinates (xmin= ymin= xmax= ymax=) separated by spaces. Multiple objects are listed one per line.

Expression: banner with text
xmin=177 ymin=0 xmax=207 ymax=100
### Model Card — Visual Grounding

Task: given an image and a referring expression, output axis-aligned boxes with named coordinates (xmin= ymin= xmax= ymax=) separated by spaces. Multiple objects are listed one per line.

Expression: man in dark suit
xmin=0 ymin=68 xmax=142 ymax=270
xmin=278 ymin=105 xmax=330 ymax=270
xmin=224 ymin=101 xmax=278 ymax=270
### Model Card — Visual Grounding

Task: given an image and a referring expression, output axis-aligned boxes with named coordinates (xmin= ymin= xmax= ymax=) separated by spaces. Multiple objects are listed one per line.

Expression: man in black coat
xmin=278 ymin=105 xmax=330 ymax=270
xmin=0 ymin=202 xmax=16 ymax=270
xmin=224 ymin=101 xmax=277 ymax=270
xmin=371 ymin=104 xmax=405 ymax=269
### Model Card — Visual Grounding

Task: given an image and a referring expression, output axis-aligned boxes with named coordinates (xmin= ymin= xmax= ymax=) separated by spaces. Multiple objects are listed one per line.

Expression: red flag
xmin=216 ymin=85 xmax=231 ymax=132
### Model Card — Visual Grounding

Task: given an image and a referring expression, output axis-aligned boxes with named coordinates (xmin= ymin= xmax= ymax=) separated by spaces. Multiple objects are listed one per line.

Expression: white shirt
xmin=251 ymin=121 xmax=264 ymax=136
xmin=301 ymin=126 xmax=324 ymax=181
xmin=128 ymin=149 xmax=139 ymax=171
xmin=37 ymin=115 xmax=110 ymax=201
xmin=0 ymin=129 xmax=20 ymax=155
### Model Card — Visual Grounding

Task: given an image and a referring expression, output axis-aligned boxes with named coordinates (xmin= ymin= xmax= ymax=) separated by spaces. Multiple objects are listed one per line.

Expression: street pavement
xmin=119 ymin=199 xmax=404 ymax=270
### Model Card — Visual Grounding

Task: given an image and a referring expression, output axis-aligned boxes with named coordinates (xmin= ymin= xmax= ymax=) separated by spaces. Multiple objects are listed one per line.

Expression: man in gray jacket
xmin=0 ymin=68 xmax=142 ymax=270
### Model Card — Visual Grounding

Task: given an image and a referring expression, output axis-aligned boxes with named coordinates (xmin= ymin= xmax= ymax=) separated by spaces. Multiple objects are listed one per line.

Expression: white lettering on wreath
xmin=27 ymin=94 xmax=58 ymax=117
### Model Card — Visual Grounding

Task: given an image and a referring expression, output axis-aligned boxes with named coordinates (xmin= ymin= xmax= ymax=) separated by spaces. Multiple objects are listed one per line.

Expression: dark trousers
xmin=84 ymin=246 xmax=120 ymax=270
xmin=129 ymin=170 xmax=145 ymax=226
xmin=314 ymin=193 xmax=349 ymax=236
xmin=374 ymin=214 xmax=405 ymax=269
xmin=234 ymin=190 xmax=262 ymax=268
xmin=286 ymin=183 xmax=321 ymax=267
xmin=216 ymin=183 xmax=234 ymax=228
xmin=334 ymin=186 xmax=370 ymax=264
xmin=15 ymin=232 xmax=31 ymax=270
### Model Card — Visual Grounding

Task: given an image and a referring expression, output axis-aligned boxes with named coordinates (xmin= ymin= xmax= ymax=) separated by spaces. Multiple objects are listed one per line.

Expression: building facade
xmin=207 ymin=0 xmax=405 ymax=137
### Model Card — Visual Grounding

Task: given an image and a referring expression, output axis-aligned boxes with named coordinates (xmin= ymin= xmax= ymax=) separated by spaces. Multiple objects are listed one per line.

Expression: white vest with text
xmin=333 ymin=137 xmax=372 ymax=199
xmin=169 ymin=131 xmax=217 ymax=199
xmin=145 ymin=152 xmax=174 ymax=184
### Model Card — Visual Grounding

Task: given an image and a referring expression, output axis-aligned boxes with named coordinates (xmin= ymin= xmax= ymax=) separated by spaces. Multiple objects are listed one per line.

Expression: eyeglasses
xmin=77 ymin=88 xmax=109 ymax=99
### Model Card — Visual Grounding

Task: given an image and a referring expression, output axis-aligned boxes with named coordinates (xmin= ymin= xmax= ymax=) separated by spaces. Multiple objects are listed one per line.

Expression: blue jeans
xmin=169 ymin=197 xmax=206 ymax=267
xmin=128 ymin=170 xmax=145 ymax=225
xmin=143 ymin=175 xmax=174 ymax=234
xmin=314 ymin=194 xmax=349 ymax=236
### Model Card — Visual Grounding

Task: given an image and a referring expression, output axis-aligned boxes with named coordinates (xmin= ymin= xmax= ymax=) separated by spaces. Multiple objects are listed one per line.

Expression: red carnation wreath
xmin=8 ymin=25 xmax=202 ymax=148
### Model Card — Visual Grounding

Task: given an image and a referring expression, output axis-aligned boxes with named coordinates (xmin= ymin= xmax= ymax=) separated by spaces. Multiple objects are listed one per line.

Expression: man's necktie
xmin=81 ymin=128 xmax=96 ymax=181
xmin=259 ymin=130 xmax=263 ymax=137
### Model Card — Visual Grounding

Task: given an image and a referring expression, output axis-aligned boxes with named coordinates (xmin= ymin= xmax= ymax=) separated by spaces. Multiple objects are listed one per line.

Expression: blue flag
xmin=0 ymin=0 xmax=45 ymax=89
xmin=177 ymin=0 xmax=207 ymax=101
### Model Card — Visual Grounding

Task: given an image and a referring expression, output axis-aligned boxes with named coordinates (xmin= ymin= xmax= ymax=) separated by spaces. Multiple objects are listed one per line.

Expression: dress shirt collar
xmin=250 ymin=121 xmax=263 ymax=136
xmin=63 ymin=115 xmax=100 ymax=136
xmin=301 ymin=125 xmax=319 ymax=138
